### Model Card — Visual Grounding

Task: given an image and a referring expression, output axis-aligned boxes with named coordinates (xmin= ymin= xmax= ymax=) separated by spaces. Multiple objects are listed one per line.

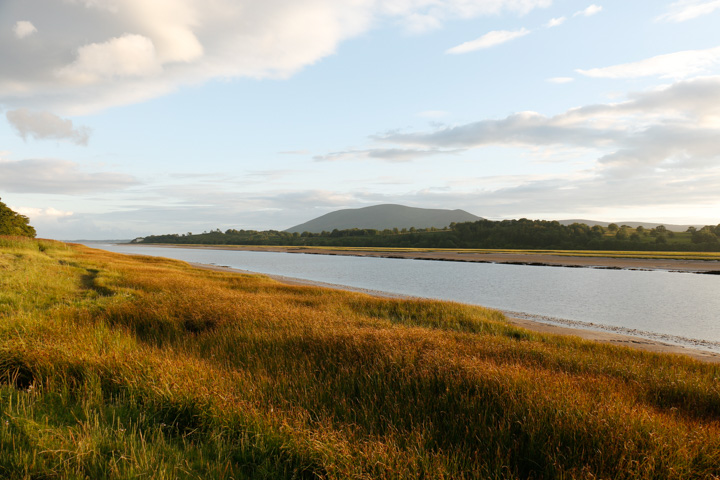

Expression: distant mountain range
xmin=286 ymin=204 xmax=483 ymax=233
xmin=285 ymin=205 xmax=705 ymax=234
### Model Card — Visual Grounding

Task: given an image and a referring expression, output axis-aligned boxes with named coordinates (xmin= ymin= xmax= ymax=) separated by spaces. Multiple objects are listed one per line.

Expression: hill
xmin=286 ymin=204 xmax=482 ymax=233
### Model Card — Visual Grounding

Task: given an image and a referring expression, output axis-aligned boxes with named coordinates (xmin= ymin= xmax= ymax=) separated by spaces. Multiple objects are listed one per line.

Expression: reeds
xmin=1 ymin=237 xmax=719 ymax=479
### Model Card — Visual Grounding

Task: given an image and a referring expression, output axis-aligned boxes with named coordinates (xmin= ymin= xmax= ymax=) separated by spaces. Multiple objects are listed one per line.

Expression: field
xmin=2 ymin=236 xmax=720 ymax=479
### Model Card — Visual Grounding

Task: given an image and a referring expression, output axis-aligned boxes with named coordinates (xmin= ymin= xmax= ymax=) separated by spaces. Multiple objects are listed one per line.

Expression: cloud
xmin=6 ymin=109 xmax=91 ymax=145
xmin=13 ymin=206 xmax=74 ymax=219
xmin=544 ymin=16 xmax=566 ymax=27
xmin=0 ymin=158 xmax=140 ymax=194
xmin=25 ymin=174 xmax=720 ymax=239
xmin=402 ymin=13 xmax=444 ymax=34
xmin=576 ymin=46 xmax=720 ymax=79
xmin=375 ymin=76 xmax=720 ymax=177
xmin=380 ymin=0 xmax=552 ymax=32
xmin=656 ymin=0 xmax=720 ymax=22
xmin=547 ymin=77 xmax=574 ymax=83
xmin=56 ymin=34 xmax=163 ymax=84
xmin=574 ymin=5 xmax=603 ymax=17
xmin=314 ymin=148 xmax=462 ymax=162
xmin=13 ymin=21 xmax=37 ymax=39
xmin=401 ymin=170 xmax=720 ymax=222
xmin=446 ymin=28 xmax=531 ymax=54
xmin=0 ymin=0 xmax=552 ymax=114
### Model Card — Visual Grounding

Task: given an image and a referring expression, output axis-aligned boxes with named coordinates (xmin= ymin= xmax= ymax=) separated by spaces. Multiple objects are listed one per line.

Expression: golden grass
xmin=2 ymin=237 xmax=720 ymax=479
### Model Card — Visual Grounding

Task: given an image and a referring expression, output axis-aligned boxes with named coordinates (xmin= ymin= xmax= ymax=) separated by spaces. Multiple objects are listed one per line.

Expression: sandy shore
xmin=190 ymin=261 xmax=720 ymax=365
xmin=148 ymin=243 xmax=720 ymax=274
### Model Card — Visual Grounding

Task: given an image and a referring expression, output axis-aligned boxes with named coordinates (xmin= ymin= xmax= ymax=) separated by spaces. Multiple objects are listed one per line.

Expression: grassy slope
xmin=1 ymin=236 xmax=720 ymax=479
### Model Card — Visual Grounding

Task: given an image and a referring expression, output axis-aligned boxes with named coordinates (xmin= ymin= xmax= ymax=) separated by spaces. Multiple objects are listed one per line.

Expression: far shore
xmin=126 ymin=243 xmax=720 ymax=274
xmin=189 ymin=261 xmax=720 ymax=365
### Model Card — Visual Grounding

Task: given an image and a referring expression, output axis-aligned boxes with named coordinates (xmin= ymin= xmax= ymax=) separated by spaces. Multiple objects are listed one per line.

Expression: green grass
xmin=2 ymin=237 xmax=720 ymax=478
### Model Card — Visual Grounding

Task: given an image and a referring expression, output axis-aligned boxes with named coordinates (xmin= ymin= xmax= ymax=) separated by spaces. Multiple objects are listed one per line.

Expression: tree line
xmin=0 ymin=198 xmax=36 ymax=237
xmin=135 ymin=218 xmax=720 ymax=251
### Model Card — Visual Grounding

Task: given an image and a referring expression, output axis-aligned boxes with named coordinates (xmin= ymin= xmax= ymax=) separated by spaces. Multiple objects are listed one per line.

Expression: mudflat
xmin=149 ymin=243 xmax=720 ymax=273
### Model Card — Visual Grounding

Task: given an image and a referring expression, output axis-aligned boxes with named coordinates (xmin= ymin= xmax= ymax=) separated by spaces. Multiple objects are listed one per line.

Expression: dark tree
xmin=0 ymin=198 xmax=37 ymax=237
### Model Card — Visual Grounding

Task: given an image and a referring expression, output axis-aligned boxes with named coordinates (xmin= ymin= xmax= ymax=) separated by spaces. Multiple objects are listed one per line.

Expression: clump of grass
xmin=2 ymin=236 xmax=720 ymax=479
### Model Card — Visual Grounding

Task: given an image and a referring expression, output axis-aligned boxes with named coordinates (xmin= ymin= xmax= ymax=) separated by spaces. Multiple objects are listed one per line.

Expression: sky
xmin=1 ymin=0 xmax=720 ymax=240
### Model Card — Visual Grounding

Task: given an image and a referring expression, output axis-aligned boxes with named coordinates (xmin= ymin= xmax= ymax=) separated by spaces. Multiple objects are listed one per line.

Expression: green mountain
xmin=286 ymin=204 xmax=482 ymax=233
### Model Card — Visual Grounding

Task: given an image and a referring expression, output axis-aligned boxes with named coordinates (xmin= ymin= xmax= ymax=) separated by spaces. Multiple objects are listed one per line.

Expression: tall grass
xmin=1 ymin=237 xmax=720 ymax=478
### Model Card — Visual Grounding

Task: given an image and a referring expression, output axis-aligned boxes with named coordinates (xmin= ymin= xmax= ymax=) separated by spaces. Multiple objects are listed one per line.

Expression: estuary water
xmin=86 ymin=243 xmax=720 ymax=351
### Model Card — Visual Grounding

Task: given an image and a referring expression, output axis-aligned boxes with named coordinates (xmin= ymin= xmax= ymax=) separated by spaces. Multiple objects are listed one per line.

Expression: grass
xmin=2 ymin=237 xmax=720 ymax=478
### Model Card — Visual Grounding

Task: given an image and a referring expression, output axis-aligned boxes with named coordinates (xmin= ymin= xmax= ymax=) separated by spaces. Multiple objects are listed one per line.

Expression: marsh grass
xmin=2 ymin=237 xmax=720 ymax=479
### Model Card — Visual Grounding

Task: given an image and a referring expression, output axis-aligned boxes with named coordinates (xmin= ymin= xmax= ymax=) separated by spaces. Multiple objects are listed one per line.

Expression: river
xmin=84 ymin=243 xmax=720 ymax=352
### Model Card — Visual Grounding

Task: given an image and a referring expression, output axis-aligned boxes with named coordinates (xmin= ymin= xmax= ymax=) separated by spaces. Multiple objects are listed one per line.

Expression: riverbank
xmin=134 ymin=243 xmax=720 ymax=273
xmin=191 ymin=262 xmax=720 ymax=364
xmin=5 ymin=237 xmax=720 ymax=478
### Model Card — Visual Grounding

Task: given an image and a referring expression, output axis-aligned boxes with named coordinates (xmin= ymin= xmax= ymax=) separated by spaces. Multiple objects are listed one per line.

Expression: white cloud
xmin=56 ymin=34 xmax=163 ymax=84
xmin=314 ymin=148 xmax=461 ymax=163
xmin=402 ymin=13 xmax=444 ymax=33
xmin=574 ymin=5 xmax=603 ymax=17
xmin=547 ymin=77 xmax=574 ymax=83
xmin=0 ymin=158 xmax=139 ymax=194
xmin=389 ymin=0 xmax=553 ymax=33
xmin=577 ymin=45 xmax=720 ymax=79
xmin=446 ymin=28 xmax=531 ymax=54
xmin=374 ymin=76 xmax=720 ymax=177
xmin=13 ymin=206 xmax=74 ymax=219
xmin=6 ymin=109 xmax=91 ymax=145
xmin=656 ymin=0 xmax=720 ymax=22
xmin=0 ymin=0 xmax=553 ymax=114
xmin=13 ymin=21 xmax=37 ymax=39
xmin=545 ymin=16 xmax=566 ymax=27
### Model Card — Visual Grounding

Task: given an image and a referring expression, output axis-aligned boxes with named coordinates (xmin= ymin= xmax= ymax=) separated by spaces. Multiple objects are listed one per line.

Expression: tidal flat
xmin=129 ymin=242 xmax=720 ymax=273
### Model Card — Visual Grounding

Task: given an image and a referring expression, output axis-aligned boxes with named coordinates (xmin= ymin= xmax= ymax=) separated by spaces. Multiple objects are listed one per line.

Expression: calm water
xmin=86 ymin=243 xmax=720 ymax=351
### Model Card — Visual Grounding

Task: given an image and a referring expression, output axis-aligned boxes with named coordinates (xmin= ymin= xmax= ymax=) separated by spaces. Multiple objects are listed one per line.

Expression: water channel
xmin=85 ymin=243 xmax=720 ymax=352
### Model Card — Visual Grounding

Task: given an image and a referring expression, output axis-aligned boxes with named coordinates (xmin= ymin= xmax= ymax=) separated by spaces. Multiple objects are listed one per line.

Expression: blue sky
xmin=2 ymin=0 xmax=720 ymax=239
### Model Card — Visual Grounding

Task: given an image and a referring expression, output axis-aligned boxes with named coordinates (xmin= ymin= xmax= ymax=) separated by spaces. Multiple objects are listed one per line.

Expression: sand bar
xmin=139 ymin=243 xmax=720 ymax=274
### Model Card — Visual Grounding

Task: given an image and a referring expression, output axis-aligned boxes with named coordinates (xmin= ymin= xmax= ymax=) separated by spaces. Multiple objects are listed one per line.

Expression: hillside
xmin=286 ymin=204 xmax=482 ymax=233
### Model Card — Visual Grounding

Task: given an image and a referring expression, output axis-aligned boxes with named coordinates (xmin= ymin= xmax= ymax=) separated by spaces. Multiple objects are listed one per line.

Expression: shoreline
xmin=190 ymin=261 xmax=720 ymax=364
xmin=131 ymin=243 xmax=720 ymax=274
